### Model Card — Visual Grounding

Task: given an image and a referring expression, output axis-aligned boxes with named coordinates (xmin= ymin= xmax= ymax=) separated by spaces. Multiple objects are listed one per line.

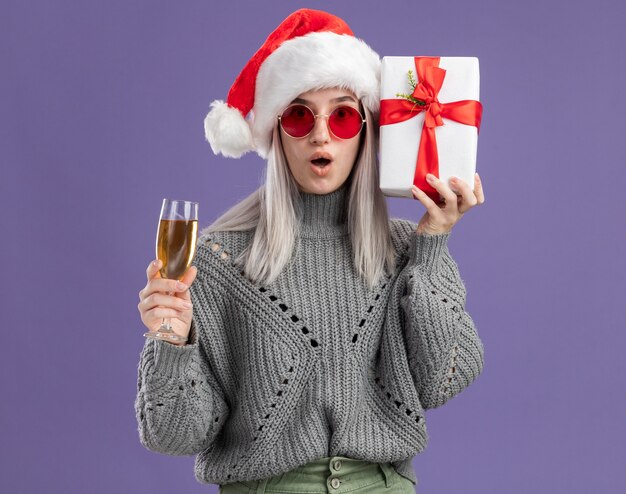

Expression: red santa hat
xmin=204 ymin=8 xmax=381 ymax=159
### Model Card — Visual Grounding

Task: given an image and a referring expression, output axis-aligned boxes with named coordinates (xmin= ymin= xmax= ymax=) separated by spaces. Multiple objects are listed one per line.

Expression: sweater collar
xmin=297 ymin=183 xmax=349 ymax=238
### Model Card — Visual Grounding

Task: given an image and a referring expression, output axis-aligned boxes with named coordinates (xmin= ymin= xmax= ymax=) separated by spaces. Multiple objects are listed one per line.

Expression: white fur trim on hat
xmin=251 ymin=31 xmax=380 ymax=159
xmin=204 ymin=100 xmax=255 ymax=158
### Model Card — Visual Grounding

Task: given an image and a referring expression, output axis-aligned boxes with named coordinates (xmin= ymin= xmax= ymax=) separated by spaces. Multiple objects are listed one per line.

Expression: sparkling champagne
xmin=156 ymin=219 xmax=198 ymax=280
xmin=144 ymin=199 xmax=198 ymax=344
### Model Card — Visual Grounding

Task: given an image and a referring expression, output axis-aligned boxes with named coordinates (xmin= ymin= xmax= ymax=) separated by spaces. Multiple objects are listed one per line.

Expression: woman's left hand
xmin=411 ymin=172 xmax=485 ymax=235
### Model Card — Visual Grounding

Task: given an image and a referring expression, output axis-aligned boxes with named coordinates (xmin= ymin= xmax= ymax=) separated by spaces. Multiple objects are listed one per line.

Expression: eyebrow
xmin=291 ymin=96 xmax=357 ymax=105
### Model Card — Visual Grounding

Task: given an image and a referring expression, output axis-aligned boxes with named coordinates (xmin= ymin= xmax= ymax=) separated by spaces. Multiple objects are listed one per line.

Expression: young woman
xmin=135 ymin=9 xmax=485 ymax=493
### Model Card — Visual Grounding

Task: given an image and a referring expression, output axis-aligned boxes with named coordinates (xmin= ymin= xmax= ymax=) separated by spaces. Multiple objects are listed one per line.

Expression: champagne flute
xmin=144 ymin=199 xmax=198 ymax=343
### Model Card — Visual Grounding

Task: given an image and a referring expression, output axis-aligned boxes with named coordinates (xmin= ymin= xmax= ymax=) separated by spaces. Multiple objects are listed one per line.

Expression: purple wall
xmin=2 ymin=0 xmax=624 ymax=492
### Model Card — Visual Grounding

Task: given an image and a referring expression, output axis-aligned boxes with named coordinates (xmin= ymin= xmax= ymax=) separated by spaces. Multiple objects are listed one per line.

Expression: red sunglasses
xmin=278 ymin=104 xmax=365 ymax=140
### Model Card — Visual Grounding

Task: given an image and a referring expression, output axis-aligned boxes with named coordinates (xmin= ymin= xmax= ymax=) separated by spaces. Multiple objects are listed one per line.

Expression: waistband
xmin=247 ymin=456 xmax=398 ymax=493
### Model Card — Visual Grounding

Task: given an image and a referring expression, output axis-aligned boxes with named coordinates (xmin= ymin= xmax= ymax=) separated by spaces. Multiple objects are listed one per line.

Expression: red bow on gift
xmin=380 ymin=57 xmax=483 ymax=203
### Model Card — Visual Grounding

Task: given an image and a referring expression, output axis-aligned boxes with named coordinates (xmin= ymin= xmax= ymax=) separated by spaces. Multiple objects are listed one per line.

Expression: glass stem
xmin=160 ymin=291 xmax=173 ymax=331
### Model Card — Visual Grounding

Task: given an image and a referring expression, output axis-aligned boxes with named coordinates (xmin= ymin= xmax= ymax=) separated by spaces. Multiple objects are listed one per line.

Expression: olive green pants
xmin=218 ymin=456 xmax=416 ymax=493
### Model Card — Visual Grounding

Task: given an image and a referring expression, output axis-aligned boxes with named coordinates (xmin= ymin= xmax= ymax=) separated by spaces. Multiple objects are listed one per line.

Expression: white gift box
xmin=379 ymin=56 xmax=481 ymax=199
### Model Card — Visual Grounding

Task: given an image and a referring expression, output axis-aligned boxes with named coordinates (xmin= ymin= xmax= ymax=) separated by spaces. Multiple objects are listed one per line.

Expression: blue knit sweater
xmin=134 ymin=184 xmax=485 ymax=486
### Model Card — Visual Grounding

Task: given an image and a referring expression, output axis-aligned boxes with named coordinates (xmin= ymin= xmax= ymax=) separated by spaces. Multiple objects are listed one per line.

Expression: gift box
xmin=379 ymin=56 xmax=482 ymax=201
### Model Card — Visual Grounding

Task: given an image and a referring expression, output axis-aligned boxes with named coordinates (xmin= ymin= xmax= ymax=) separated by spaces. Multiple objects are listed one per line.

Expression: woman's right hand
xmin=138 ymin=259 xmax=198 ymax=345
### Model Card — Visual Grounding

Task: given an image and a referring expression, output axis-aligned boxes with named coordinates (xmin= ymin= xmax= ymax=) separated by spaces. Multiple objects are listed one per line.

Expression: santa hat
xmin=204 ymin=8 xmax=381 ymax=159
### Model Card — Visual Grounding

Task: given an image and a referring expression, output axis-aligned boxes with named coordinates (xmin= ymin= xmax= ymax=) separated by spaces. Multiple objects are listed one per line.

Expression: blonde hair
xmin=201 ymin=104 xmax=397 ymax=290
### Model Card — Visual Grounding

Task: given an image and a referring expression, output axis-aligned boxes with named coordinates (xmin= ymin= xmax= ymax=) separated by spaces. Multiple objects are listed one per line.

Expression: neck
xmin=297 ymin=183 xmax=349 ymax=239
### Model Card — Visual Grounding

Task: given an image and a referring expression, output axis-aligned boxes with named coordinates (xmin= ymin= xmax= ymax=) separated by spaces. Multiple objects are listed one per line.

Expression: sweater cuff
xmin=407 ymin=231 xmax=451 ymax=273
xmin=152 ymin=338 xmax=199 ymax=379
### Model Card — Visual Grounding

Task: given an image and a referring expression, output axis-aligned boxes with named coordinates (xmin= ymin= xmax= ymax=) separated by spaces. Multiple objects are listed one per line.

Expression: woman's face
xmin=279 ymin=87 xmax=362 ymax=195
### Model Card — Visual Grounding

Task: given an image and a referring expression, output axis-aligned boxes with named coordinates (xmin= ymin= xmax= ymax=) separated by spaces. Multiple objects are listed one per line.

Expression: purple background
xmin=2 ymin=0 xmax=624 ymax=492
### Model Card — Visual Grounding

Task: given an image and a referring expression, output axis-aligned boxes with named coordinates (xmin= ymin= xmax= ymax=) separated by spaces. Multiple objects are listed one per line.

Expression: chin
xmin=300 ymin=181 xmax=340 ymax=195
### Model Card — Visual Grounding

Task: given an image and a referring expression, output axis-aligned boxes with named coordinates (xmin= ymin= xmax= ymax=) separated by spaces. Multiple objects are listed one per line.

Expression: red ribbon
xmin=380 ymin=57 xmax=483 ymax=202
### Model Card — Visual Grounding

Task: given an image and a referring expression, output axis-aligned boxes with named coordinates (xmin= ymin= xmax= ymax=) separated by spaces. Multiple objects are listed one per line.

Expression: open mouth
xmin=311 ymin=158 xmax=331 ymax=167
xmin=309 ymin=157 xmax=332 ymax=177
xmin=311 ymin=158 xmax=330 ymax=166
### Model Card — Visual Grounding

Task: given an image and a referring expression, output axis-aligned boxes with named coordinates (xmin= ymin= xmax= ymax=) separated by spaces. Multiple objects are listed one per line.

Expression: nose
xmin=309 ymin=114 xmax=330 ymax=145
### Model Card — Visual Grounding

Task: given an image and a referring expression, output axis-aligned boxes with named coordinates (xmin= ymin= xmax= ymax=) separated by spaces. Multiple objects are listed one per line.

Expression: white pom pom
xmin=203 ymin=100 xmax=254 ymax=158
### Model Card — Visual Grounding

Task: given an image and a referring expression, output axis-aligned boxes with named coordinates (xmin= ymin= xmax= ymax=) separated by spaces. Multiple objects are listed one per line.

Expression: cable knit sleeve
xmin=134 ymin=316 xmax=229 ymax=456
xmin=395 ymin=222 xmax=485 ymax=410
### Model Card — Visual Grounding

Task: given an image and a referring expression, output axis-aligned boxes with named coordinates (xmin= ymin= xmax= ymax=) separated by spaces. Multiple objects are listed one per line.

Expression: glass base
xmin=143 ymin=328 xmax=187 ymax=344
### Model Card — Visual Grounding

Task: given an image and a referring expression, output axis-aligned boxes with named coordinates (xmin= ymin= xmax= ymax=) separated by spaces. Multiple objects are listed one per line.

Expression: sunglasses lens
xmin=329 ymin=106 xmax=363 ymax=139
xmin=280 ymin=105 xmax=314 ymax=138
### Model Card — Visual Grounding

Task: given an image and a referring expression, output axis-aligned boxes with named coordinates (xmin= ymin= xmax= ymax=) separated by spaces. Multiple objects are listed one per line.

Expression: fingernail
xmin=426 ymin=174 xmax=434 ymax=182
xmin=182 ymin=301 xmax=193 ymax=309
xmin=177 ymin=281 xmax=187 ymax=290
xmin=153 ymin=259 xmax=160 ymax=268
xmin=475 ymin=172 xmax=480 ymax=179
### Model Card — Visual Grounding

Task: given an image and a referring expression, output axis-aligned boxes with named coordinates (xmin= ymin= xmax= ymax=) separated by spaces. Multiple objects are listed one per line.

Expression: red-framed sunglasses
xmin=278 ymin=104 xmax=366 ymax=140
